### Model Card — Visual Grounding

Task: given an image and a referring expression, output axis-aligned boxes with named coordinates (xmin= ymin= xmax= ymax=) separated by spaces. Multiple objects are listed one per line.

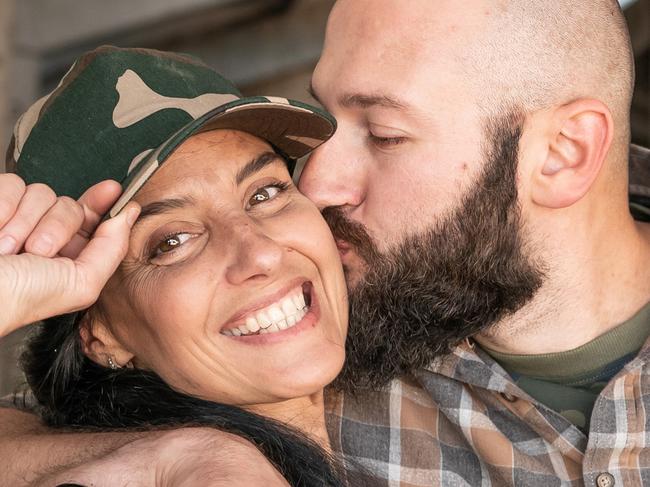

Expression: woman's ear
xmin=530 ymin=99 xmax=614 ymax=209
xmin=79 ymin=308 xmax=135 ymax=368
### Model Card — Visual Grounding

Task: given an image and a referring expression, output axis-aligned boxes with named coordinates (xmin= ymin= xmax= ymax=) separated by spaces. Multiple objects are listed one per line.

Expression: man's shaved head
xmin=329 ymin=0 xmax=634 ymax=140
xmin=465 ymin=1 xmax=634 ymax=135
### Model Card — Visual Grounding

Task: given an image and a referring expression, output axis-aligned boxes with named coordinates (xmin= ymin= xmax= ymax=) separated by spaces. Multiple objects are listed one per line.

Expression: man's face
xmin=299 ymin=0 xmax=544 ymax=389
xmin=300 ymin=0 xmax=490 ymax=288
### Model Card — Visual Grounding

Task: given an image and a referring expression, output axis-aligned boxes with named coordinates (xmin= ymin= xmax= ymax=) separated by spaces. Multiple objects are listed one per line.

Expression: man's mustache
xmin=321 ymin=207 xmax=381 ymax=266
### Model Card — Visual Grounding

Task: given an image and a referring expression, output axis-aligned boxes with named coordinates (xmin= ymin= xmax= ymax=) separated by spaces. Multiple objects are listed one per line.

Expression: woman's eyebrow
xmin=134 ymin=196 xmax=196 ymax=227
xmin=235 ymin=151 xmax=285 ymax=185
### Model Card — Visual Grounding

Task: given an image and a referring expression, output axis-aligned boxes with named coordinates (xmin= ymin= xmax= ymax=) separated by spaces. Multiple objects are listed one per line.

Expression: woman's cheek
xmin=283 ymin=203 xmax=339 ymax=259
xmin=137 ymin=263 xmax=218 ymax=341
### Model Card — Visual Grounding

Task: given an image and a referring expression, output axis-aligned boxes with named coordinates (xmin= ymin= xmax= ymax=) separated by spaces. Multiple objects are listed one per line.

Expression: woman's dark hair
xmin=21 ymin=312 xmax=348 ymax=486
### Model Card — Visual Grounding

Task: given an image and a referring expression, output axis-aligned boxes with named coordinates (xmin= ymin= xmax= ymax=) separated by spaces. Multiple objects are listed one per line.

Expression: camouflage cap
xmin=8 ymin=46 xmax=336 ymax=218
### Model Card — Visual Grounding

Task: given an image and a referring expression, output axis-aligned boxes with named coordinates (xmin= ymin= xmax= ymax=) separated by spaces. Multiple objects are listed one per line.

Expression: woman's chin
xmin=211 ymin=299 xmax=347 ymax=402
xmin=254 ymin=347 xmax=345 ymax=401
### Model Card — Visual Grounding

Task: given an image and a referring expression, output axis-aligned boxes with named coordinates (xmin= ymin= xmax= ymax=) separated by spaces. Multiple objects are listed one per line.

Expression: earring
xmin=107 ymin=356 xmax=119 ymax=370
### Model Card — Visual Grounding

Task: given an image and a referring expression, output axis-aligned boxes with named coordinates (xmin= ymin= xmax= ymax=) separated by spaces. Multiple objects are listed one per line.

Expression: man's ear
xmin=79 ymin=308 xmax=135 ymax=368
xmin=530 ymin=99 xmax=613 ymax=209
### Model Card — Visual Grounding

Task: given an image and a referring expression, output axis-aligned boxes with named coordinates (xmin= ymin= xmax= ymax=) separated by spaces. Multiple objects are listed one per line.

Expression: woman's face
xmin=96 ymin=129 xmax=348 ymax=406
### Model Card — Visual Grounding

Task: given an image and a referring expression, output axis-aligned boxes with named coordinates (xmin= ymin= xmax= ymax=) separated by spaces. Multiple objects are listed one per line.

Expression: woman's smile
xmin=220 ymin=280 xmax=313 ymax=337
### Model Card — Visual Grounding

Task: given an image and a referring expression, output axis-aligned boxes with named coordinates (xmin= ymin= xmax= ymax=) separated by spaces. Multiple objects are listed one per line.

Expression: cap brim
xmin=109 ymin=97 xmax=336 ymax=218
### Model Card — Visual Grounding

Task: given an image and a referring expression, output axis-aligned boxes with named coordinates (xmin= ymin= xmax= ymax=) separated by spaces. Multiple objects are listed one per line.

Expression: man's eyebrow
xmin=309 ymin=80 xmax=411 ymax=112
xmin=340 ymin=93 xmax=408 ymax=110
xmin=134 ymin=196 xmax=196 ymax=227
xmin=235 ymin=151 xmax=285 ymax=185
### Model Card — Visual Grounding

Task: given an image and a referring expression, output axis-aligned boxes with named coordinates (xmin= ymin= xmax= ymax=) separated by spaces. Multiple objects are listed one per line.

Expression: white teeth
xmin=281 ymin=298 xmax=296 ymax=316
xmin=295 ymin=308 xmax=306 ymax=321
xmin=221 ymin=285 xmax=311 ymax=337
xmin=257 ymin=311 xmax=271 ymax=328
xmin=268 ymin=306 xmax=284 ymax=323
xmin=245 ymin=317 xmax=260 ymax=333
xmin=294 ymin=292 xmax=306 ymax=309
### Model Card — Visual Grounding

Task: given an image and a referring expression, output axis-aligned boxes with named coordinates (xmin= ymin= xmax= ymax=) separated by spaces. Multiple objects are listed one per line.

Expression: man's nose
xmin=298 ymin=134 xmax=365 ymax=210
xmin=224 ymin=222 xmax=284 ymax=286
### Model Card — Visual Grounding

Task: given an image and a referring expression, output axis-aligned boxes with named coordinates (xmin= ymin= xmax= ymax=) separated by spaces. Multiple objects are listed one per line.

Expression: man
xmin=300 ymin=1 xmax=650 ymax=485
xmin=1 ymin=0 xmax=649 ymax=486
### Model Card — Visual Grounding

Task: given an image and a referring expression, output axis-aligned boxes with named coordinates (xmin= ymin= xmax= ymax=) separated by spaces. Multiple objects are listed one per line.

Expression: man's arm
xmin=0 ymin=408 xmax=148 ymax=486
xmin=0 ymin=408 xmax=289 ymax=487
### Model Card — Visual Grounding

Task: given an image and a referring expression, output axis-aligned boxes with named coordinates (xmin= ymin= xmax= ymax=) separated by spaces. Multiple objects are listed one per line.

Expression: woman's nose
xmin=224 ymin=223 xmax=284 ymax=285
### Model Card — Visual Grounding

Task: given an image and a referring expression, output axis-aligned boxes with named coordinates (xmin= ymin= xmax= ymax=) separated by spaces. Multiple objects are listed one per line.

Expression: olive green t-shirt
xmin=483 ymin=302 xmax=650 ymax=432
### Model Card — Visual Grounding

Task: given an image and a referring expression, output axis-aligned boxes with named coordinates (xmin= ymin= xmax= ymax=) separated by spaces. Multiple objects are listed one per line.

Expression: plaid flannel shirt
xmin=326 ymin=145 xmax=650 ymax=487
xmin=326 ymin=336 xmax=650 ymax=487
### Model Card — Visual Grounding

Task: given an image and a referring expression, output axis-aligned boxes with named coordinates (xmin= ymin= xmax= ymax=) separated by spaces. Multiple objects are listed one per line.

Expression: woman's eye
xmin=248 ymin=184 xmax=287 ymax=207
xmin=153 ymin=233 xmax=193 ymax=256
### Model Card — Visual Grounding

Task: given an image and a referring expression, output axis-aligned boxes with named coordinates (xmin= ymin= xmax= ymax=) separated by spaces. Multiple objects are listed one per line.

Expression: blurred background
xmin=0 ymin=0 xmax=648 ymax=396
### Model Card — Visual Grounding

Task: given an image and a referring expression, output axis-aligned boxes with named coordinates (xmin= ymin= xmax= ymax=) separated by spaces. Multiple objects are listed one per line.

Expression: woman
xmin=12 ymin=46 xmax=350 ymax=486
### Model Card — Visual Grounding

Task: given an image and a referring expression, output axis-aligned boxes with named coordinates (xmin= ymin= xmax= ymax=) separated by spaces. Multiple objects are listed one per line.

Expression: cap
xmin=7 ymin=46 xmax=336 ymax=217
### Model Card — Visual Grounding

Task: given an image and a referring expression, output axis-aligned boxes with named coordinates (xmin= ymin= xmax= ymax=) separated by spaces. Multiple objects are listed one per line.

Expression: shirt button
xmin=500 ymin=392 xmax=517 ymax=402
xmin=596 ymin=473 xmax=615 ymax=487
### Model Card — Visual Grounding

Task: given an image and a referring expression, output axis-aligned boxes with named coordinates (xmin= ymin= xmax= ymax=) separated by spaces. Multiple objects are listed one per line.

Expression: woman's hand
xmin=0 ymin=174 xmax=140 ymax=337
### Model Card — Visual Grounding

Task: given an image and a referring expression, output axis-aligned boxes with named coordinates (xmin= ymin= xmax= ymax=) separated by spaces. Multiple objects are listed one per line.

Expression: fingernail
xmin=125 ymin=207 xmax=140 ymax=227
xmin=31 ymin=235 xmax=53 ymax=256
xmin=0 ymin=235 xmax=17 ymax=255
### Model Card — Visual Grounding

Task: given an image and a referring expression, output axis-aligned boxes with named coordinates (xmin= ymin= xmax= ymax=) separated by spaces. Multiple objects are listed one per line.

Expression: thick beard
xmin=324 ymin=112 xmax=546 ymax=393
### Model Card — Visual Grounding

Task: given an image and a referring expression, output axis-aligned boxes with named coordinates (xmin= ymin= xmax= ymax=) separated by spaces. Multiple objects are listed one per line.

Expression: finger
xmin=59 ymin=180 xmax=123 ymax=259
xmin=0 ymin=183 xmax=57 ymax=255
xmin=24 ymin=196 xmax=85 ymax=257
xmin=0 ymin=173 xmax=26 ymax=227
xmin=77 ymin=180 xmax=123 ymax=235
xmin=72 ymin=203 xmax=140 ymax=306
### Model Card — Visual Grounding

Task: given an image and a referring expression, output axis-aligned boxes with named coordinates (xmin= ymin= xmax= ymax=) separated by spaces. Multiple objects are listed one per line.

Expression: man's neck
xmin=476 ymin=218 xmax=650 ymax=356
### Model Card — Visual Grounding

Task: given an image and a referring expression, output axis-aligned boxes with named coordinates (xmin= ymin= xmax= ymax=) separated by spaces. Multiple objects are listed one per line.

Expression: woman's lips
xmin=220 ymin=278 xmax=310 ymax=329
xmin=221 ymin=282 xmax=320 ymax=344
xmin=220 ymin=282 xmax=314 ymax=336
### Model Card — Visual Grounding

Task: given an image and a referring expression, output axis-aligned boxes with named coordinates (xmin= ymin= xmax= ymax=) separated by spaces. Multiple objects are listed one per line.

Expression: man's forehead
xmin=328 ymin=0 xmax=488 ymax=43
xmin=321 ymin=0 xmax=489 ymax=78
xmin=315 ymin=0 xmax=492 ymax=114
xmin=326 ymin=2 xmax=428 ymax=61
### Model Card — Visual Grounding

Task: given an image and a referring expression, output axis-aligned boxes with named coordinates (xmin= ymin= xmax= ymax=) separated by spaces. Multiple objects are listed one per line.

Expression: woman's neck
xmin=246 ymin=390 xmax=331 ymax=450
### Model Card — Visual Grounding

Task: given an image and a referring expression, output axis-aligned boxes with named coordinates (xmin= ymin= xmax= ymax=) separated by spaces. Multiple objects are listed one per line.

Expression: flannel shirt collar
xmin=423 ymin=340 xmax=524 ymax=396
xmin=424 ymin=331 xmax=650 ymax=392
